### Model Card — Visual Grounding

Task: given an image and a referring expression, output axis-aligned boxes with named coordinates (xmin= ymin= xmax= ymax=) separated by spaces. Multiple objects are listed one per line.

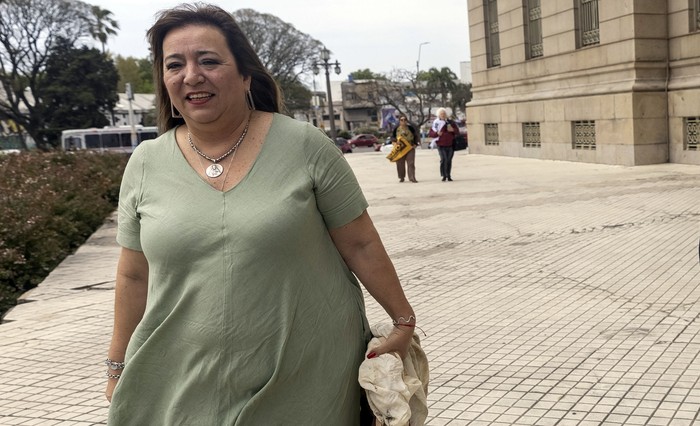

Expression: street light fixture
xmin=313 ymin=48 xmax=341 ymax=139
xmin=416 ymin=41 xmax=431 ymax=75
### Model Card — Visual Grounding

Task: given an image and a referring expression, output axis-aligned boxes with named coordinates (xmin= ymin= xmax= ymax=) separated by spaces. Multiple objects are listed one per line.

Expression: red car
xmin=334 ymin=137 xmax=353 ymax=154
xmin=348 ymin=134 xmax=378 ymax=148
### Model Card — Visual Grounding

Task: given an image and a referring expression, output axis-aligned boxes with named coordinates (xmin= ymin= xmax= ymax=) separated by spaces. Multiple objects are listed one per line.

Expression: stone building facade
xmin=466 ymin=0 xmax=700 ymax=165
xmin=341 ymin=79 xmax=380 ymax=131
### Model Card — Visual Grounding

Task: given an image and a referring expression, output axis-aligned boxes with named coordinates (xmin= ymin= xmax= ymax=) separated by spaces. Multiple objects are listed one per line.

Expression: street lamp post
xmin=416 ymin=41 xmax=430 ymax=75
xmin=313 ymin=48 xmax=341 ymax=140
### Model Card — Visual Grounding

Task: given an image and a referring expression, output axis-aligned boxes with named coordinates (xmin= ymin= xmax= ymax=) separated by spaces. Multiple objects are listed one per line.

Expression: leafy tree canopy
xmin=233 ymin=8 xmax=323 ymax=114
xmin=347 ymin=66 xmax=469 ymax=128
xmin=450 ymin=82 xmax=472 ymax=116
xmin=423 ymin=67 xmax=459 ymax=106
xmin=0 ymin=0 xmax=119 ymax=149
xmin=349 ymin=69 xmax=386 ymax=80
xmin=39 ymin=37 xmax=119 ymax=147
xmin=114 ymin=55 xmax=154 ymax=94
xmin=86 ymin=5 xmax=119 ymax=53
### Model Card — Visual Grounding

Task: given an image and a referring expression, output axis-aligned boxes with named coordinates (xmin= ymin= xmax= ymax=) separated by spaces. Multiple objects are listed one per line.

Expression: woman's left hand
xmin=368 ymin=325 xmax=414 ymax=359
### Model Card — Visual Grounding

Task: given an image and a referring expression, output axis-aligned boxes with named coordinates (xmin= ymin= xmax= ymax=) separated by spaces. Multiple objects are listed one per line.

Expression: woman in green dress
xmin=104 ymin=3 xmax=417 ymax=424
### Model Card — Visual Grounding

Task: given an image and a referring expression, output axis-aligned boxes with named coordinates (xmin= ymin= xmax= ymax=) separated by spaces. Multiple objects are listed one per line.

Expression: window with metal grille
xmin=523 ymin=122 xmax=541 ymax=147
xmin=524 ymin=0 xmax=543 ymax=58
xmin=485 ymin=123 xmax=500 ymax=145
xmin=572 ymin=120 xmax=596 ymax=150
xmin=575 ymin=0 xmax=599 ymax=47
xmin=694 ymin=0 xmax=700 ymax=32
xmin=484 ymin=0 xmax=501 ymax=67
xmin=685 ymin=117 xmax=699 ymax=151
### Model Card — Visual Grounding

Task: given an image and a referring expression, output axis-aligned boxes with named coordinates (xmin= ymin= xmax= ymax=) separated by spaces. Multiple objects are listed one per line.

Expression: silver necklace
xmin=194 ymin=145 xmax=238 ymax=191
xmin=188 ymin=118 xmax=250 ymax=178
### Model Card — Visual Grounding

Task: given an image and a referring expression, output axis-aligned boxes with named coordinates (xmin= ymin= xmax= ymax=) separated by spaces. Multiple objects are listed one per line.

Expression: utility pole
xmin=313 ymin=48 xmax=341 ymax=140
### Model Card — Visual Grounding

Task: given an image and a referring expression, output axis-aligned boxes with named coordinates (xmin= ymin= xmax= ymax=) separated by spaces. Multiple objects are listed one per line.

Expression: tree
xmin=233 ymin=9 xmax=323 ymax=114
xmin=38 ymin=37 xmax=119 ymax=146
xmin=349 ymin=69 xmax=385 ymax=80
xmin=348 ymin=67 xmax=467 ymax=129
xmin=449 ymin=82 xmax=472 ymax=117
xmin=353 ymin=69 xmax=438 ymax=129
xmin=423 ymin=67 xmax=459 ymax=106
xmin=85 ymin=5 xmax=119 ymax=53
xmin=384 ymin=70 xmax=436 ymax=127
xmin=281 ymin=80 xmax=312 ymax=113
xmin=0 ymin=0 xmax=96 ymax=149
xmin=114 ymin=55 xmax=154 ymax=94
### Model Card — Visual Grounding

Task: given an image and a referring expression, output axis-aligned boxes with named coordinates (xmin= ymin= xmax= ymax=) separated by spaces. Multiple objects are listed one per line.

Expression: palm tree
xmin=87 ymin=6 xmax=119 ymax=53
xmin=424 ymin=67 xmax=458 ymax=106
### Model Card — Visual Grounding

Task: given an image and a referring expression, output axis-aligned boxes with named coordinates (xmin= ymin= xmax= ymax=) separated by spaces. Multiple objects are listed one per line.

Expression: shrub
xmin=0 ymin=151 xmax=128 ymax=317
xmin=352 ymin=127 xmax=381 ymax=137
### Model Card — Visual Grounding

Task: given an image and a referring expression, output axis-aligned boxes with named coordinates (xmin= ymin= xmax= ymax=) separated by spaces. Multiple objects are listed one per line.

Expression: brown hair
xmin=147 ymin=3 xmax=283 ymax=132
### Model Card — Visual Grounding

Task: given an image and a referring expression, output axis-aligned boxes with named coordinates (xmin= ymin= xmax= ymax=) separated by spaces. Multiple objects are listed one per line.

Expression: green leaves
xmin=0 ymin=150 xmax=127 ymax=317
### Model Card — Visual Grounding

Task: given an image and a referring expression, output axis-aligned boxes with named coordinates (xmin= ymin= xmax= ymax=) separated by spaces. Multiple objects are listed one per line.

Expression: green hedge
xmin=0 ymin=151 xmax=128 ymax=318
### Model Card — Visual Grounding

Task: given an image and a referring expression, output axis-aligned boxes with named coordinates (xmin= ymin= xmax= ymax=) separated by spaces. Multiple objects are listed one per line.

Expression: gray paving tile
xmin=1 ymin=151 xmax=698 ymax=425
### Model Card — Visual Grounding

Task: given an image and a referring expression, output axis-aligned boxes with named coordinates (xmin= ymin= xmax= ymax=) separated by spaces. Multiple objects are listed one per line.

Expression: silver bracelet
xmin=393 ymin=315 xmax=416 ymax=325
xmin=104 ymin=358 xmax=125 ymax=371
xmin=105 ymin=371 xmax=121 ymax=379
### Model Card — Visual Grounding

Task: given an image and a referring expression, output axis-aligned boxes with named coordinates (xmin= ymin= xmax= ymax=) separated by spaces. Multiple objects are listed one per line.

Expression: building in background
xmin=341 ymin=79 xmax=380 ymax=132
xmin=466 ymin=0 xmax=700 ymax=166
xmin=111 ymin=93 xmax=155 ymax=127
xmin=459 ymin=61 xmax=473 ymax=84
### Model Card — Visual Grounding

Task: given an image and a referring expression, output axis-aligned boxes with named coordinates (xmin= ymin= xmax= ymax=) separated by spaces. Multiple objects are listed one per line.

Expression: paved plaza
xmin=1 ymin=148 xmax=699 ymax=425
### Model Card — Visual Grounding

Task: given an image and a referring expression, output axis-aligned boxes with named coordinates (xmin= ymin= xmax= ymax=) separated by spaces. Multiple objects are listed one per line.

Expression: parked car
xmin=374 ymin=137 xmax=391 ymax=152
xmin=348 ymin=134 xmax=378 ymax=148
xmin=334 ymin=137 xmax=352 ymax=154
xmin=379 ymin=138 xmax=394 ymax=154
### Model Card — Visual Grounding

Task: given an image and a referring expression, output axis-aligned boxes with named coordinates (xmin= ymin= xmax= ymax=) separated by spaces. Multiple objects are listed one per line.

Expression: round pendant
xmin=206 ymin=164 xmax=224 ymax=178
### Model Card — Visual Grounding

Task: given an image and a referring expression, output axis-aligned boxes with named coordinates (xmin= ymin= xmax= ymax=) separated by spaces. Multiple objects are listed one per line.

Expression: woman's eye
xmin=165 ymin=62 xmax=182 ymax=70
xmin=201 ymin=59 xmax=219 ymax=66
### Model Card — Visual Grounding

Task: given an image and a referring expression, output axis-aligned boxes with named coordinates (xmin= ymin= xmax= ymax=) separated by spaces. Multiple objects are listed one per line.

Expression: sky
xmin=87 ymin=0 xmax=472 ymax=82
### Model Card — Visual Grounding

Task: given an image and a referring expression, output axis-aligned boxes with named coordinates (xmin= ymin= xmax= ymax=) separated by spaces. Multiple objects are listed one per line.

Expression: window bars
xmin=485 ymin=123 xmax=500 ymax=145
xmin=524 ymin=0 xmax=543 ymax=58
xmin=576 ymin=0 xmax=599 ymax=47
xmin=484 ymin=0 xmax=501 ymax=67
xmin=685 ymin=117 xmax=699 ymax=151
xmin=572 ymin=120 xmax=596 ymax=150
xmin=523 ymin=122 xmax=541 ymax=147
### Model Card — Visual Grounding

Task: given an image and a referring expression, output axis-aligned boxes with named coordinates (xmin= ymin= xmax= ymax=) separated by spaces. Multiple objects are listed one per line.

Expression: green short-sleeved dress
xmin=108 ymin=114 xmax=371 ymax=425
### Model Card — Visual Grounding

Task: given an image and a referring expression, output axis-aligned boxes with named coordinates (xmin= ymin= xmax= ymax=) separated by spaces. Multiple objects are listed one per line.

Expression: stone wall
xmin=466 ymin=0 xmax=700 ymax=165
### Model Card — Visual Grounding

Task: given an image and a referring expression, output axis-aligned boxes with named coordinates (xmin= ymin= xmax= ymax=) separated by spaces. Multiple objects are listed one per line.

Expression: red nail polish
xmin=367 ymin=352 xmax=377 ymax=359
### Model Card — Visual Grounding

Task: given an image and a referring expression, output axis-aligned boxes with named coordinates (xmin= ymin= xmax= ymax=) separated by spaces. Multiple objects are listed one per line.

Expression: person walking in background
xmin=388 ymin=113 xmax=420 ymax=183
xmin=104 ymin=4 xmax=417 ymax=424
xmin=429 ymin=107 xmax=458 ymax=181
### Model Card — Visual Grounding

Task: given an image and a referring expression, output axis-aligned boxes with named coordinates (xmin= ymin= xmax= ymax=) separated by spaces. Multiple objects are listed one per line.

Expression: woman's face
xmin=162 ymin=24 xmax=250 ymax=125
xmin=399 ymin=116 xmax=408 ymax=127
xmin=439 ymin=110 xmax=447 ymax=120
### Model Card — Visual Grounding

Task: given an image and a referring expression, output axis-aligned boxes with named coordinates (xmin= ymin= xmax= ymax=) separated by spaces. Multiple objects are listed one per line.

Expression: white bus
xmin=61 ymin=126 xmax=158 ymax=153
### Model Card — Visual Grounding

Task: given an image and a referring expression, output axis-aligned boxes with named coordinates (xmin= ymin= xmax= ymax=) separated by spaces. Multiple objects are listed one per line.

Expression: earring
xmin=171 ymin=103 xmax=182 ymax=118
xmin=245 ymin=90 xmax=256 ymax=111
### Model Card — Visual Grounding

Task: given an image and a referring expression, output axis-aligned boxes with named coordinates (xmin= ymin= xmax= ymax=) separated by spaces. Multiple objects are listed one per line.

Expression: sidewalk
xmin=1 ymin=149 xmax=699 ymax=425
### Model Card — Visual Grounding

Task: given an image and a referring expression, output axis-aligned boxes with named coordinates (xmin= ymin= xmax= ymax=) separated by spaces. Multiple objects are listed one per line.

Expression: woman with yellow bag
xmin=386 ymin=114 xmax=420 ymax=183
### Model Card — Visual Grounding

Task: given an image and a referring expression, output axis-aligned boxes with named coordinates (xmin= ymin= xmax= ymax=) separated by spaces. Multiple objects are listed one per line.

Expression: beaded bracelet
xmin=104 ymin=358 xmax=125 ymax=371
xmin=105 ymin=372 xmax=121 ymax=379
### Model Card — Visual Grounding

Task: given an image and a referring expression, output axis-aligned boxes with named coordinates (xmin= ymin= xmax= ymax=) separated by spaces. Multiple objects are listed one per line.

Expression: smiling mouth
xmin=187 ymin=93 xmax=213 ymax=101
